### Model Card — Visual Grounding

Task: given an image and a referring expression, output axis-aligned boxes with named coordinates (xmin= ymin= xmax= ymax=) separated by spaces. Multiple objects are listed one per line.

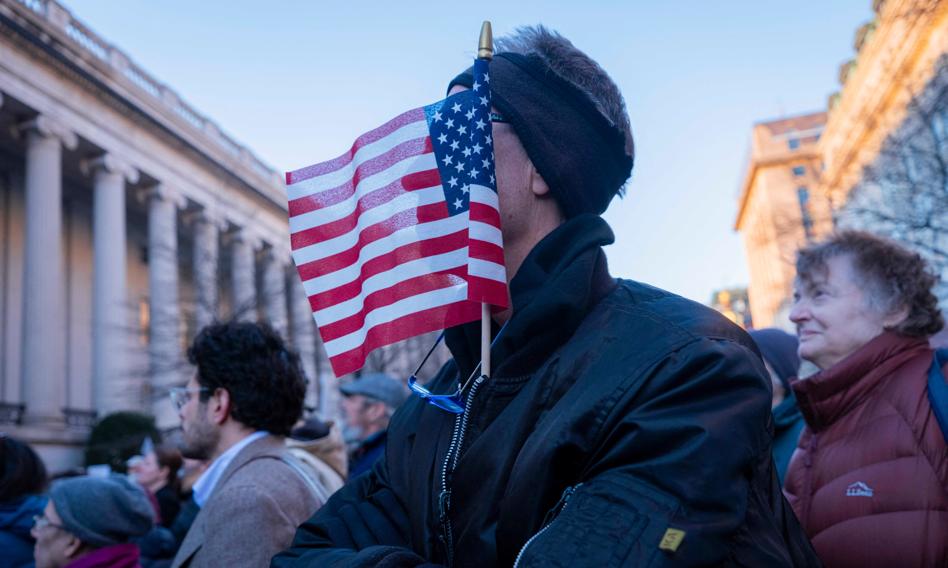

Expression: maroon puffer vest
xmin=784 ymin=332 xmax=948 ymax=567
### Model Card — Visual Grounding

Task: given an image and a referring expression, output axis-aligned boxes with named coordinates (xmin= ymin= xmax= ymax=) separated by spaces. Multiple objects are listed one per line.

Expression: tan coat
xmin=172 ymin=435 xmax=321 ymax=568
xmin=286 ymin=423 xmax=348 ymax=495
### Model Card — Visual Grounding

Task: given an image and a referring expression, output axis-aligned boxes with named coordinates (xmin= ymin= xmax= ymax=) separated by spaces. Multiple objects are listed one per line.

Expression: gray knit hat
xmin=49 ymin=475 xmax=154 ymax=548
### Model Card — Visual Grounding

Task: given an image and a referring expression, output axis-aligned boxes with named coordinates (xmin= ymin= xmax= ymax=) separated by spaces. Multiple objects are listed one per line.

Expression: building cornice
xmin=0 ymin=0 xmax=287 ymax=211
xmin=818 ymin=0 xmax=948 ymax=202
xmin=733 ymin=147 xmax=820 ymax=230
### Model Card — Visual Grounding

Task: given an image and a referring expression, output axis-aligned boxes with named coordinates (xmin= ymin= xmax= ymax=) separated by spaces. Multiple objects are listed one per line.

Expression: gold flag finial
xmin=478 ymin=21 xmax=493 ymax=60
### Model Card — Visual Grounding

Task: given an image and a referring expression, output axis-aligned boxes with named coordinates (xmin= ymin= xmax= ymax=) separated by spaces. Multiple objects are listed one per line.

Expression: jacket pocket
xmin=512 ymin=478 xmax=674 ymax=567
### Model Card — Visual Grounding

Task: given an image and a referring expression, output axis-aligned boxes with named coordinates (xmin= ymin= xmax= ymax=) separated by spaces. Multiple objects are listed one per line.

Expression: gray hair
xmin=495 ymin=26 xmax=634 ymax=193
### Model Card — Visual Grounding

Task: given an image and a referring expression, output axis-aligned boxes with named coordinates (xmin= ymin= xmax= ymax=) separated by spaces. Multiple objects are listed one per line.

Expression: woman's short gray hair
xmin=795 ymin=230 xmax=944 ymax=337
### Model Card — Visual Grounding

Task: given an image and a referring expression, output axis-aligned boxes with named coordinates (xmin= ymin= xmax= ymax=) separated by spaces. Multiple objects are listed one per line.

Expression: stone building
xmin=733 ymin=113 xmax=833 ymax=329
xmin=0 ymin=0 xmax=338 ymax=470
xmin=819 ymin=0 xmax=948 ymax=304
xmin=736 ymin=0 xmax=948 ymax=326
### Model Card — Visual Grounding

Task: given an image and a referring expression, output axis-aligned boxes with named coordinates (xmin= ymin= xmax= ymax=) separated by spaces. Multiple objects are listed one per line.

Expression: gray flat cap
xmin=339 ymin=373 xmax=408 ymax=409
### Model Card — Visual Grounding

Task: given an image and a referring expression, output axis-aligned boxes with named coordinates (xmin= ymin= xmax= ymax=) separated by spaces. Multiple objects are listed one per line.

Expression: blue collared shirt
xmin=191 ymin=431 xmax=268 ymax=507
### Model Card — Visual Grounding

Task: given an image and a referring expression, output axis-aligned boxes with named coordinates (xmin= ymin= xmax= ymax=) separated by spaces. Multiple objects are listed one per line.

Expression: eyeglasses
xmin=33 ymin=514 xmax=66 ymax=531
xmin=489 ymin=112 xmax=508 ymax=124
xmin=406 ymin=323 xmax=508 ymax=414
xmin=169 ymin=387 xmax=209 ymax=412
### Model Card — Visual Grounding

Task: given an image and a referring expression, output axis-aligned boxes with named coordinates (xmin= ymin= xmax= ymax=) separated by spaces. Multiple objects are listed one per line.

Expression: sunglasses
xmin=406 ymin=323 xmax=508 ymax=414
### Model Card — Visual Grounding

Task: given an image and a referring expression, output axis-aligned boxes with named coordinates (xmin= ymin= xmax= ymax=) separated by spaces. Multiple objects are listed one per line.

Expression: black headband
xmin=448 ymin=53 xmax=634 ymax=217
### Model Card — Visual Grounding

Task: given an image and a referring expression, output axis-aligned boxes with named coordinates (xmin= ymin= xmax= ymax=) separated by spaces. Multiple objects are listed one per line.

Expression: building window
xmin=797 ymin=187 xmax=813 ymax=238
xmin=788 ymin=138 xmax=801 ymax=150
xmin=791 ymin=165 xmax=806 ymax=177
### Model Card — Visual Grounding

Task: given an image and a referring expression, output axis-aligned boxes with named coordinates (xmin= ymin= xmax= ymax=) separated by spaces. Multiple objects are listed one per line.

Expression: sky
xmin=65 ymin=0 xmax=873 ymax=305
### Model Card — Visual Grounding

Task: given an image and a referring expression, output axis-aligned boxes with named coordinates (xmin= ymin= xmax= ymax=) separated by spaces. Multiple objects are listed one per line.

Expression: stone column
xmin=147 ymin=186 xmax=182 ymax=427
xmin=288 ymin=274 xmax=317 ymax=407
xmin=83 ymin=155 xmax=139 ymax=413
xmin=18 ymin=116 xmax=77 ymax=425
xmin=229 ymin=229 xmax=256 ymax=321
xmin=261 ymin=247 xmax=288 ymax=337
xmin=191 ymin=210 xmax=221 ymax=331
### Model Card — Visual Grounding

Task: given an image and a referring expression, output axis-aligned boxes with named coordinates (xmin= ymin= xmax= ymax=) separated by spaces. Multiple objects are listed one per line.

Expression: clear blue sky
xmin=66 ymin=0 xmax=872 ymax=305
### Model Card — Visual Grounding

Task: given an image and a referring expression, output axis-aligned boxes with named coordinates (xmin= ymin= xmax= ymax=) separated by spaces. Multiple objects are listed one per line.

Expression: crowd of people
xmin=2 ymin=24 xmax=947 ymax=568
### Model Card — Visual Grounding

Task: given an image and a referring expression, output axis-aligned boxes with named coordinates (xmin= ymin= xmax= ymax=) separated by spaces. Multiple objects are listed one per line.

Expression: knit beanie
xmin=748 ymin=328 xmax=800 ymax=390
xmin=49 ymin=474 xmax=154 ymax=548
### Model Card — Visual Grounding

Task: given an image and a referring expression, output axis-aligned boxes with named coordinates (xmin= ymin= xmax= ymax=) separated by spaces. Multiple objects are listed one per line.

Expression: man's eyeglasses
xmin=33 ymin=514 xmax=66 ymax=531
xmin=406 ymin=323 xmax=508 ymax=414
xmin=169 ymin=387 xmax=209 ymax=412
xmin=489 ymin=112 xmax=508 ymax=124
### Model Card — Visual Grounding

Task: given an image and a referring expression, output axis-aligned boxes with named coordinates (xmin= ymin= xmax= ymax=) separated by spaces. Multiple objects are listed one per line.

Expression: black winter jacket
xmin=273 ymin=215 xmax=819 ymax=567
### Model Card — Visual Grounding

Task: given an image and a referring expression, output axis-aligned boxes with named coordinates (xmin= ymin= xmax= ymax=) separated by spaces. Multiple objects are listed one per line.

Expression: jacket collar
xmin=792 ymin=331 xmax=930 ymax=431
xmin=446 ymin=214 xmax=616 ymax=380
xmin=210 ymin=434 xmax=286 ymax=501
xmin=173 ymin=434 xmax=286 ymax=568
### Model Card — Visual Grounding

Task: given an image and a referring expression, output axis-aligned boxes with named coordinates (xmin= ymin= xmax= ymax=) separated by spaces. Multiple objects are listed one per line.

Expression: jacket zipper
xmin=438 ymin=374 xmax=486 ymax=566
xmin=802 ymin=433 xmax=818 ymax=522
xmin=512 ymin=483 xmax=582 ymax=568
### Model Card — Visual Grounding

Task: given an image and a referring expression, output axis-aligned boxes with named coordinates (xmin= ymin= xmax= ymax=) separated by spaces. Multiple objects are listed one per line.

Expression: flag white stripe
xmin=299 ymin=213 xmax=469 ymax=295
xmin=468 ymin=183 xmax=499 ymax=207
xmin=291 ymin=187 xmax=455 ymax=265
xmin=289 ymin=153 xmax=438 ymax=232
xmin=322 ymin=284 xmax=468 ymax=356
xmin=468 ymin=221 xmax=503 ymax=247
xmin=290 ymin=176 xmax=442 ymax=239
xmin=314 ymin=249 xmax=469 ymax=324
xmin=468 ymin=257 xmax=507 ymax=283
xmin=286 ymin=120 xmax=430 ymax=200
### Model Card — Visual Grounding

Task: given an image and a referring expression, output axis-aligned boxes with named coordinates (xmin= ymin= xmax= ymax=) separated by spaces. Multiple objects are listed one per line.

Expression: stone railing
xmin=7 ymin=0 xmax=284 ymax=197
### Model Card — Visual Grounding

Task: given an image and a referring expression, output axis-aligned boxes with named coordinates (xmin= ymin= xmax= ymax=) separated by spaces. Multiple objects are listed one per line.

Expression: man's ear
xmin=528 ymin=163 xmax=551 ymax=197
xmin=208 ymin=388 xmax=231 ymax=426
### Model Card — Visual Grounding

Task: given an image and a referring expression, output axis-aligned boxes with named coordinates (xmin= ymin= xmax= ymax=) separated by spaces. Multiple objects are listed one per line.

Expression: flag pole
xmin=478 ymin=20 xmax=493 ymax=381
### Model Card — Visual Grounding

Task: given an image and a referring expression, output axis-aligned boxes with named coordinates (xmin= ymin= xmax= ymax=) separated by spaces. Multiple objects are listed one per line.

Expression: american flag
xmin=285 ymin=59 xmax=507 ymax=377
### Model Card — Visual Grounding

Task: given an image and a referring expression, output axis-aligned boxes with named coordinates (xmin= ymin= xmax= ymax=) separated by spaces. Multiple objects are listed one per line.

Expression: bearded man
xmin=171 ymin=321 xmax=323 ymax=568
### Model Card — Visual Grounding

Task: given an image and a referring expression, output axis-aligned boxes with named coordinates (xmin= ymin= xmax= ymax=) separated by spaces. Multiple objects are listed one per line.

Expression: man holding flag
xmin=275 ymin=25 xmax=818 ymax=567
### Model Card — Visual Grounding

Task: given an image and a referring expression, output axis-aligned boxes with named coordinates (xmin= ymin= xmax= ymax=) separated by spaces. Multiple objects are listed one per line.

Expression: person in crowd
xmin=1 ymin=435 xmax=48 ymax=568
xmin=273 ymin=25 xmax=818 ymax=566
xmin=31 ymin=475 xmax=153 ymax=568
xmin=129 ymin=446 xmax=182 ymax=528
xmin=338 ymin=373 xmax=408 ymax=478
xmin=169 ymin=321 xmax=322 ymax=568
xmin=287 ymin=417 xmax=347 ymax=496
xmin=784 ymin=230 xmax=948 ymax=567
xmin=748 ymin=328 xmax=805 ymax=482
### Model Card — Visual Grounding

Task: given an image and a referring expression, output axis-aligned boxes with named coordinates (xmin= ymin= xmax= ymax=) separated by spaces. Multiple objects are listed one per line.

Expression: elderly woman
xmin=784 ymin=231 xmax=947 ymax=568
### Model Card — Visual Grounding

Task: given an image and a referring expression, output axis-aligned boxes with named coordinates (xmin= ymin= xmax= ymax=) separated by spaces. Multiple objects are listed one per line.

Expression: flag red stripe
xmin=466 ymin=275 xmax=508 ymax=305
xmin=306 ymin=229 xmax=468 ymax=311
xmin=296 ymin=202 xmax=452 ymax=281
xmin=288 ymin=137 xmax=434 ymax=217
xmin=290 ymin=168 xmax=442 ymax=250
xmin=325 ymin=301 xmax=481 ymax=376
xmin=316 ymin=267 xmax=468 ymax=342
xmin=468 ymin=239 xmax=505 ymax=265
xmin=286 ymin=108 xmax=426 ymax=184
xmin=468 ymin=201 xmax=501 ymax=228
